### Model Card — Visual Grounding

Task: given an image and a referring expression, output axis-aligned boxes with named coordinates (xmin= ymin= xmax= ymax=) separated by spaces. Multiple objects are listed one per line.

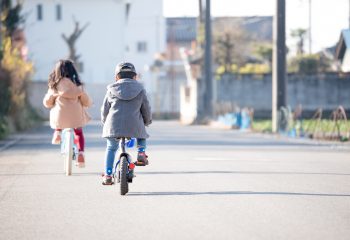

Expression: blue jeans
xmin=104 ymin=138 xmax=146 ymax=176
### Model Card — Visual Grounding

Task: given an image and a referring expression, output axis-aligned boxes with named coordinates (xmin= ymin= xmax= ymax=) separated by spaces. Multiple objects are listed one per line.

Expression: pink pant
xmin=56 ymin=128 xmax=85 ymax=152
xmin=73 ymin=128 xmax=85 ymax=152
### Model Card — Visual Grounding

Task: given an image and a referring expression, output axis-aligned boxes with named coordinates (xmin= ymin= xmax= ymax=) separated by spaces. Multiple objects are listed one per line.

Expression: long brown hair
xmin=48 ymin=59 xmax=82 ymax=90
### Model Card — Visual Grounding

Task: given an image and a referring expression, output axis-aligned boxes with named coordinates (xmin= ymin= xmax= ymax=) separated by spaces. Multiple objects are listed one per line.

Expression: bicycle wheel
xmin=119 ymin=156 xmax=129 ymax=195
xmin=64 ymin=129 xmax=73 ymax=176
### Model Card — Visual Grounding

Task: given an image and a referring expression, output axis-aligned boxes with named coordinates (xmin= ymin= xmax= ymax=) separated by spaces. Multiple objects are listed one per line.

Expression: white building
xmin=22 ymin=0 xmax=165 ymax=88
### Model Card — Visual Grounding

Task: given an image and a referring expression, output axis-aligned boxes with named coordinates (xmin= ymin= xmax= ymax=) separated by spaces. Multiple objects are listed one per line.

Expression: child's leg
xmin=73 ymin=128 xmax=85 ymax=167
xmin=137 ymin=138 xmax=146 ymax=152
xmin=136 ymin=138 xmax=148 ymax=165
xmin=105 ymin=138 xmax=119 ymax=175
xmin=73 ymin=128 xmax=84 ymax=152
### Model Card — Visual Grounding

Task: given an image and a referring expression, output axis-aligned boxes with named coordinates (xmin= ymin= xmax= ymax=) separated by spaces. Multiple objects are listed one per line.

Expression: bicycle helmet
xmin=115 ymin=62 xmax=136 ymax=77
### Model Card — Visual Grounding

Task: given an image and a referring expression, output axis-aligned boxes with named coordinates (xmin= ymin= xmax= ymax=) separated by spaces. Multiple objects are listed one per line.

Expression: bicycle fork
xmin=114 ymin=138 xmax=135 ymax=183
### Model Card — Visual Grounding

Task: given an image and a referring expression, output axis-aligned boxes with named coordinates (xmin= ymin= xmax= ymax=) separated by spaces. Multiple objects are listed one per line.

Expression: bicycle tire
xmin=65 ymin=129 xmax=73 ymax=176
xmin=119 ymin=156 xmax=129 ymax=195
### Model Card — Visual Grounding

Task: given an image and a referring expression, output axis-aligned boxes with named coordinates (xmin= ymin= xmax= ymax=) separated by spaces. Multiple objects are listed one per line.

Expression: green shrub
xmin=288 ymin=54 xmax=332 ymax=73
xmin=0 ymin=37 xmax=36 ymax=139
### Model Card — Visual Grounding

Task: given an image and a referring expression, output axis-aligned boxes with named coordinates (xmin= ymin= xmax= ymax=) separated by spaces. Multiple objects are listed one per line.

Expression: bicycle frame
xmin=61 ymin=128 xmax=78 ymax=176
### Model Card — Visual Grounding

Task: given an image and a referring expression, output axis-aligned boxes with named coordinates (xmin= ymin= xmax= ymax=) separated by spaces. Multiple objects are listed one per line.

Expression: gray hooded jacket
xmin=101 ymin=79 xmax=152 ymax=138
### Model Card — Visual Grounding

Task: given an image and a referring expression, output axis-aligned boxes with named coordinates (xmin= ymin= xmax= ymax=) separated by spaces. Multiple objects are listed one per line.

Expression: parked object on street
xmin=216 ymin=107 xmax=253 ymax=130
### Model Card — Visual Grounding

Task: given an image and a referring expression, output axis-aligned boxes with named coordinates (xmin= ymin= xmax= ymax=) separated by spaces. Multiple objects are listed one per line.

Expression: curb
xmin=0 ymin=137 xmax=22 ymax=152
xmin=208 ymin=121 xmax=350 ymax=150
xmin=251 ymin=131 xmax=350 ymax=148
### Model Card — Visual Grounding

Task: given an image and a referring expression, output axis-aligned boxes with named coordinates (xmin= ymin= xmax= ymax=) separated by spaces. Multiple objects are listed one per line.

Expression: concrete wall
xmin=29 ymin=73 xmax=350 ymax=120
xmin=217 ymin=73 xmax=350 ymax=117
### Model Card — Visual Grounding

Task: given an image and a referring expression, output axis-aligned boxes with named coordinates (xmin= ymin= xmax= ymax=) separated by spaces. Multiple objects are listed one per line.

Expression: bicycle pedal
xmin=134 ymin=161 xmax=146 ymax=166
xmin=102 ymin=181 xmax=114 ymax=185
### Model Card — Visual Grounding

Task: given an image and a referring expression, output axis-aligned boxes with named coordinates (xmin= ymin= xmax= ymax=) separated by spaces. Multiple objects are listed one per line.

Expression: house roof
xmin=166 ymin=17 xmax=197 ymax=43
xmin=335 ymin=29 xmax=350 ymax=61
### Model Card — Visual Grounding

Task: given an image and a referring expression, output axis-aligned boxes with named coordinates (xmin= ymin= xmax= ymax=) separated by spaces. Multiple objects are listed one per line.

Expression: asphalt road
xmin=0 ymin=121 xmax=349 ymax=240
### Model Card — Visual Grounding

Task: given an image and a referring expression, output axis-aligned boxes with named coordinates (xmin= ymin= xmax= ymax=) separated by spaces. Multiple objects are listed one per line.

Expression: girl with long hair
xmin=43 ymin=59 xmax=92 ymax=167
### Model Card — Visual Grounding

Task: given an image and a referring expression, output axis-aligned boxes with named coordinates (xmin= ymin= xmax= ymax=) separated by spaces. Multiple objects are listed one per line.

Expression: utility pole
xmin=308 ymin=0 xmax=312 ymax=54
xmin=272 ymin=0 xmax=287 ymax=132
xmin=0 ymin=2 xmax=2 ymax=62
xmin=204 ymin=0 xmax=213 ymax=118
xmin=199 ymin=0 xmax=204 ymax=23
xmin=169 ymin=20 xmax=176 ymax=117
xmin=195 ymin=0 xmax=212 ymax=123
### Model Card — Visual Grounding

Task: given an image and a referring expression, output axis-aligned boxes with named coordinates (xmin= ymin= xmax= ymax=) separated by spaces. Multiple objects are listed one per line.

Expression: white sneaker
xmin=76 ymin=152 xmax=85 ymax=168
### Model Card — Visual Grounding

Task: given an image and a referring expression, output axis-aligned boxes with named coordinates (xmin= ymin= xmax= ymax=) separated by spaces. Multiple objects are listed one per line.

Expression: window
xmin=37 ymin=4 xmax=43 ymax=21
xmin=137 ymin=41 xmax=147 ymax=53
xmin=56 ymin=4 xmax=62 ymax=21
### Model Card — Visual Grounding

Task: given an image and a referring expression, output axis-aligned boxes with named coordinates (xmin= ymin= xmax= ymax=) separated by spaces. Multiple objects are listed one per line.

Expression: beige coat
xmin=43 ymin=77 xmax=92 ymax=129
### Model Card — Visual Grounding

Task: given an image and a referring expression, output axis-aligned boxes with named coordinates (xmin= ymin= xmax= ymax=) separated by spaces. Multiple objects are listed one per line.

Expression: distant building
xmin=155 ymin=16 xmax=273 ymax=117
xmin=155 ymin=17 xmax=197 ymax=117
xmin=22 ymin=0 xmax=165 ymax=87
xmin=166 ymin=17 xmax=197 ymax=60
xmin=165 ymin=16 xmax=272 ymax=62
xmin=213 ymin=16 xmax=272 ymax=42
xmin=335 ymin=29 xmax=350 ymax=72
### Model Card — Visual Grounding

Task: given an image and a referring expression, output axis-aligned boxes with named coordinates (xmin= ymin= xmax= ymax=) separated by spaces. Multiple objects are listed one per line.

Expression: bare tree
xmin=62 ymin=19 xmax=89 ymax=70
xmin=214 ymin=31 xmax=234 ymax=73
xmin=291 ymin=28 xmax=307 ymax=56
xmin=213 ymin=26 xmax=252 ymax=73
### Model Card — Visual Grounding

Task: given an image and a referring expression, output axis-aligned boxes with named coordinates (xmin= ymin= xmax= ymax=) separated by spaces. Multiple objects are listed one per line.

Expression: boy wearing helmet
xmin=101 ymin=62 xmax=152 ymax=185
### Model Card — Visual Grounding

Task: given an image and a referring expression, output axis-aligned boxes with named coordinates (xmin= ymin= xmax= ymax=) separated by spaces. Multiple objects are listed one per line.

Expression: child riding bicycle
xmin=43 ymin=59 xmax=92 ymax=167
xmin=101 ymin=62 xmax=152 ymax=185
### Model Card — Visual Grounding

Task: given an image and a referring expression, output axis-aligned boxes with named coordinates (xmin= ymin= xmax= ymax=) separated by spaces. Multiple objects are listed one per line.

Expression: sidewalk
xmin=0 ymin=134 xmax=22 ymax=152
xmin=209 ymin=120 xmax=350 ymax=150
xmin=0 ymin=122 xmax=48 ymax=152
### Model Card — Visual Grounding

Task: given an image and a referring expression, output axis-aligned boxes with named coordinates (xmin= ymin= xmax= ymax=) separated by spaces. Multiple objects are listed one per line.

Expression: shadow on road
xmin=0 ymin=172 xmax=102 ymax=176
xmin=138 ymin=170 xmax=350 ymax=176
xmin=129 ymin=191 xmax=350 ymax=197
xmin=7 ymin=139 xmax=313 ymax=151
xmin=1 ymin=170 xmax=348 ymax=177
xmin=147 ymin=140 xmax=312 ymax=147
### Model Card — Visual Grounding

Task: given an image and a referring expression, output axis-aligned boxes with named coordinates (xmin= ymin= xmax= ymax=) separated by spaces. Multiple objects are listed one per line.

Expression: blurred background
xmin=0 ymin=0 xmax=349 ymax=140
